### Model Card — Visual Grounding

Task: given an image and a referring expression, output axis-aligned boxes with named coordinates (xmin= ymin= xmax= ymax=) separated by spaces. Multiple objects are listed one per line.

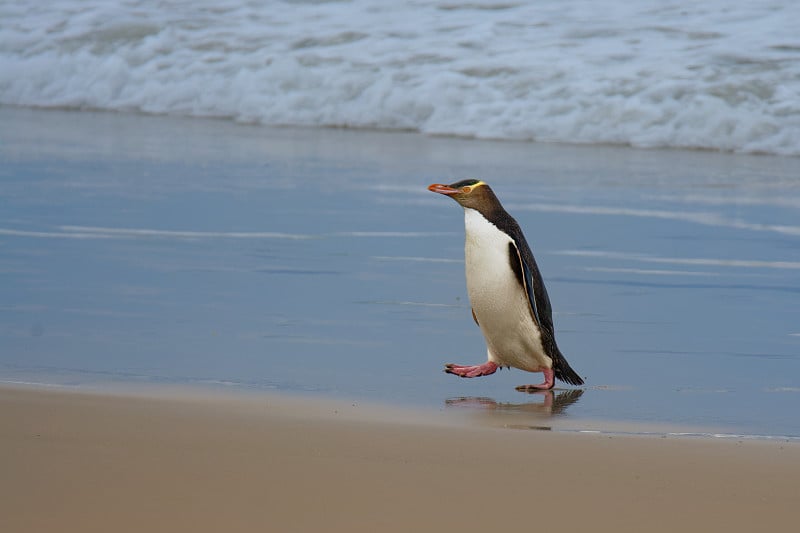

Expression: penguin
xmin=428 ymin=179 xmax=584 ymax=390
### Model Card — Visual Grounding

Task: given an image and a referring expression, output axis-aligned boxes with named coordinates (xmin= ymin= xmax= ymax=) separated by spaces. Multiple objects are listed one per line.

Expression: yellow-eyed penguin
xmin=428 ymin=179 xmax=584 ymax=390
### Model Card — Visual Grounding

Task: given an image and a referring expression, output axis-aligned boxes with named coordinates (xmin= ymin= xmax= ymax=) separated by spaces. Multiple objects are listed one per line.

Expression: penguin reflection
xmin=445 ymin=389 xmax=584 ymax=429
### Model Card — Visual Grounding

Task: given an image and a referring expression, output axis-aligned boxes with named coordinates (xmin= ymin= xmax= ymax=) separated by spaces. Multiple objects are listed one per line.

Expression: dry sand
xmin=1 ymin=386 xmax=798 ymax=533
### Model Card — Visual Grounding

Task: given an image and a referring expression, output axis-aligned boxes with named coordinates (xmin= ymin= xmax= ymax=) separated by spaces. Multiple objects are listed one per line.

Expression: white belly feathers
xmin=463 ymin=208 xmax=550 ymax=371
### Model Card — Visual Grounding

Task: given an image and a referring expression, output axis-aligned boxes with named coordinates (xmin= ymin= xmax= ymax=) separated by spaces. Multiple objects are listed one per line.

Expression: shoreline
xmin=4 ymin=379 xmax=796 ymax=442
xmin=2 ymin=384 xmax=799 ymax=532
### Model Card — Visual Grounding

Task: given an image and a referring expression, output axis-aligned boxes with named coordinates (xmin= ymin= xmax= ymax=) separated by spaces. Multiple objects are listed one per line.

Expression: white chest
xmin=462 ymin=208 xmax=547 ymax=370
xmin=463 ymin=208 xmax=515 ymax=297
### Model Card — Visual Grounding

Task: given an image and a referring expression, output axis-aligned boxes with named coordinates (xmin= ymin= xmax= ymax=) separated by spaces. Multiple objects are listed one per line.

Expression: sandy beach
xmin=1 ymin=385 xmax=798 ymax=533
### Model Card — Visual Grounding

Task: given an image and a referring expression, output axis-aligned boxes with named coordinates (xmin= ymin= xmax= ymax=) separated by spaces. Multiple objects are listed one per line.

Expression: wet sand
xmin=1 ymin=386 xmax=798 ymax=532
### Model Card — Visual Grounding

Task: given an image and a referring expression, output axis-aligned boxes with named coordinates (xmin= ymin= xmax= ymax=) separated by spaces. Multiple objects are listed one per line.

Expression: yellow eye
xmin=462 ymin=186 xmax=472 ymax=193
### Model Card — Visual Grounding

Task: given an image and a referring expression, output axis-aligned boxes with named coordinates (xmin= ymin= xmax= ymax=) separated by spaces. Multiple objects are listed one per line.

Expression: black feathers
xmin=508 ymin=242 xmax=542 ymax=328
xmin=448 ymin=178 xmax=481 ymax=188
xmin=493 ymin=202 xmax=585 ymax=387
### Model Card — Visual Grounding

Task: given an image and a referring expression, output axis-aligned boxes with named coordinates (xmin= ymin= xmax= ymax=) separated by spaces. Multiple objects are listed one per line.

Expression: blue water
xmin=1 ymin=107 xmax=799 ymax=437
xmin=1 ymin=0 xmax=799 ymax=155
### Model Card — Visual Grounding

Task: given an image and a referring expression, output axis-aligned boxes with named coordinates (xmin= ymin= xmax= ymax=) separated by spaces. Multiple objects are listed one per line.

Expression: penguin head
xmin=428 ymin=179 xmax=498 ymax=212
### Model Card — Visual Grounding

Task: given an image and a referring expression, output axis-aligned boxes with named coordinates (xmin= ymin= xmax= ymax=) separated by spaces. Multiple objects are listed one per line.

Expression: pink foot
xmin=515 ymin=368 xmax=555 ymax=391
xmin=445 ymin=361 xmax=499 ymax=378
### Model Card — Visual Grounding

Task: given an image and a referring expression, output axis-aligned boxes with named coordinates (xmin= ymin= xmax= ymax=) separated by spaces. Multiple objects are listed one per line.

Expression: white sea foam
xmin=558 ymin=250 xmax=800 ymax=270
xmin=0 ymin=226 xmax=314 ymax=240
xmin=1 ymin=1 xmax=799 ymax=156
xmin=510 ymin=202 xmax=800 ymax=237
xmin=364 ymin=300 xmax=461 ymax=308
xmin=582 ymin=266 xmax=720 ymax=277
xmin=60 ymin=225 xmax=315 ymax=240
xmin=371 ymin=255 xmax=464 ymax=263
xmin=0 ymin=228 xmax=116 ymax=240
xmin=0 ymin=225 xmax=455 ymax=241
xmin=333 ymin=231 xmax=456 ymax=238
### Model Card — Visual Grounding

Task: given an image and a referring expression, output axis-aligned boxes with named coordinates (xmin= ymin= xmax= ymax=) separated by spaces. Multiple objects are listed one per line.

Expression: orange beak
xmin=428 ymin=183 xmax=459 ymax=195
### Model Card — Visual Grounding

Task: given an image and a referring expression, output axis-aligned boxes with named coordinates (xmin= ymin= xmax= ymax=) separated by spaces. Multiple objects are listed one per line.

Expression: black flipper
xmin=509 ymin=242 xmax=542 ymax=328
xmin=507 ymin=240 xmax=584 ymax=387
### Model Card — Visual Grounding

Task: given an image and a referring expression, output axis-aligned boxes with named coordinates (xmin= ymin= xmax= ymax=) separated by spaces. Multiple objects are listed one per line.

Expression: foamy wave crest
xmin=1 ymin=1 xmax=799 ymax=155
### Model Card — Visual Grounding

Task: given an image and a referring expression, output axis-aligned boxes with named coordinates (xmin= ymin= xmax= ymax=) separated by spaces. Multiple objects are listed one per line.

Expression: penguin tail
xmin=554 ymin=354 xmax=584 ymax=386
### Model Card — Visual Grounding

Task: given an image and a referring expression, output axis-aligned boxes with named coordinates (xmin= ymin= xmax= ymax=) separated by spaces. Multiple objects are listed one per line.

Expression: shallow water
xmin=1 ymin=107 xmax=799 ymax=437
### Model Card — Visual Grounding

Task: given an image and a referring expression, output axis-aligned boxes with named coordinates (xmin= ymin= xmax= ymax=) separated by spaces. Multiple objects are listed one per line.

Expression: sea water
xmin=1 ymin=0 xmax=799 ymax=155
xmin=1 ymin=107 xmax=799 ymax=438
